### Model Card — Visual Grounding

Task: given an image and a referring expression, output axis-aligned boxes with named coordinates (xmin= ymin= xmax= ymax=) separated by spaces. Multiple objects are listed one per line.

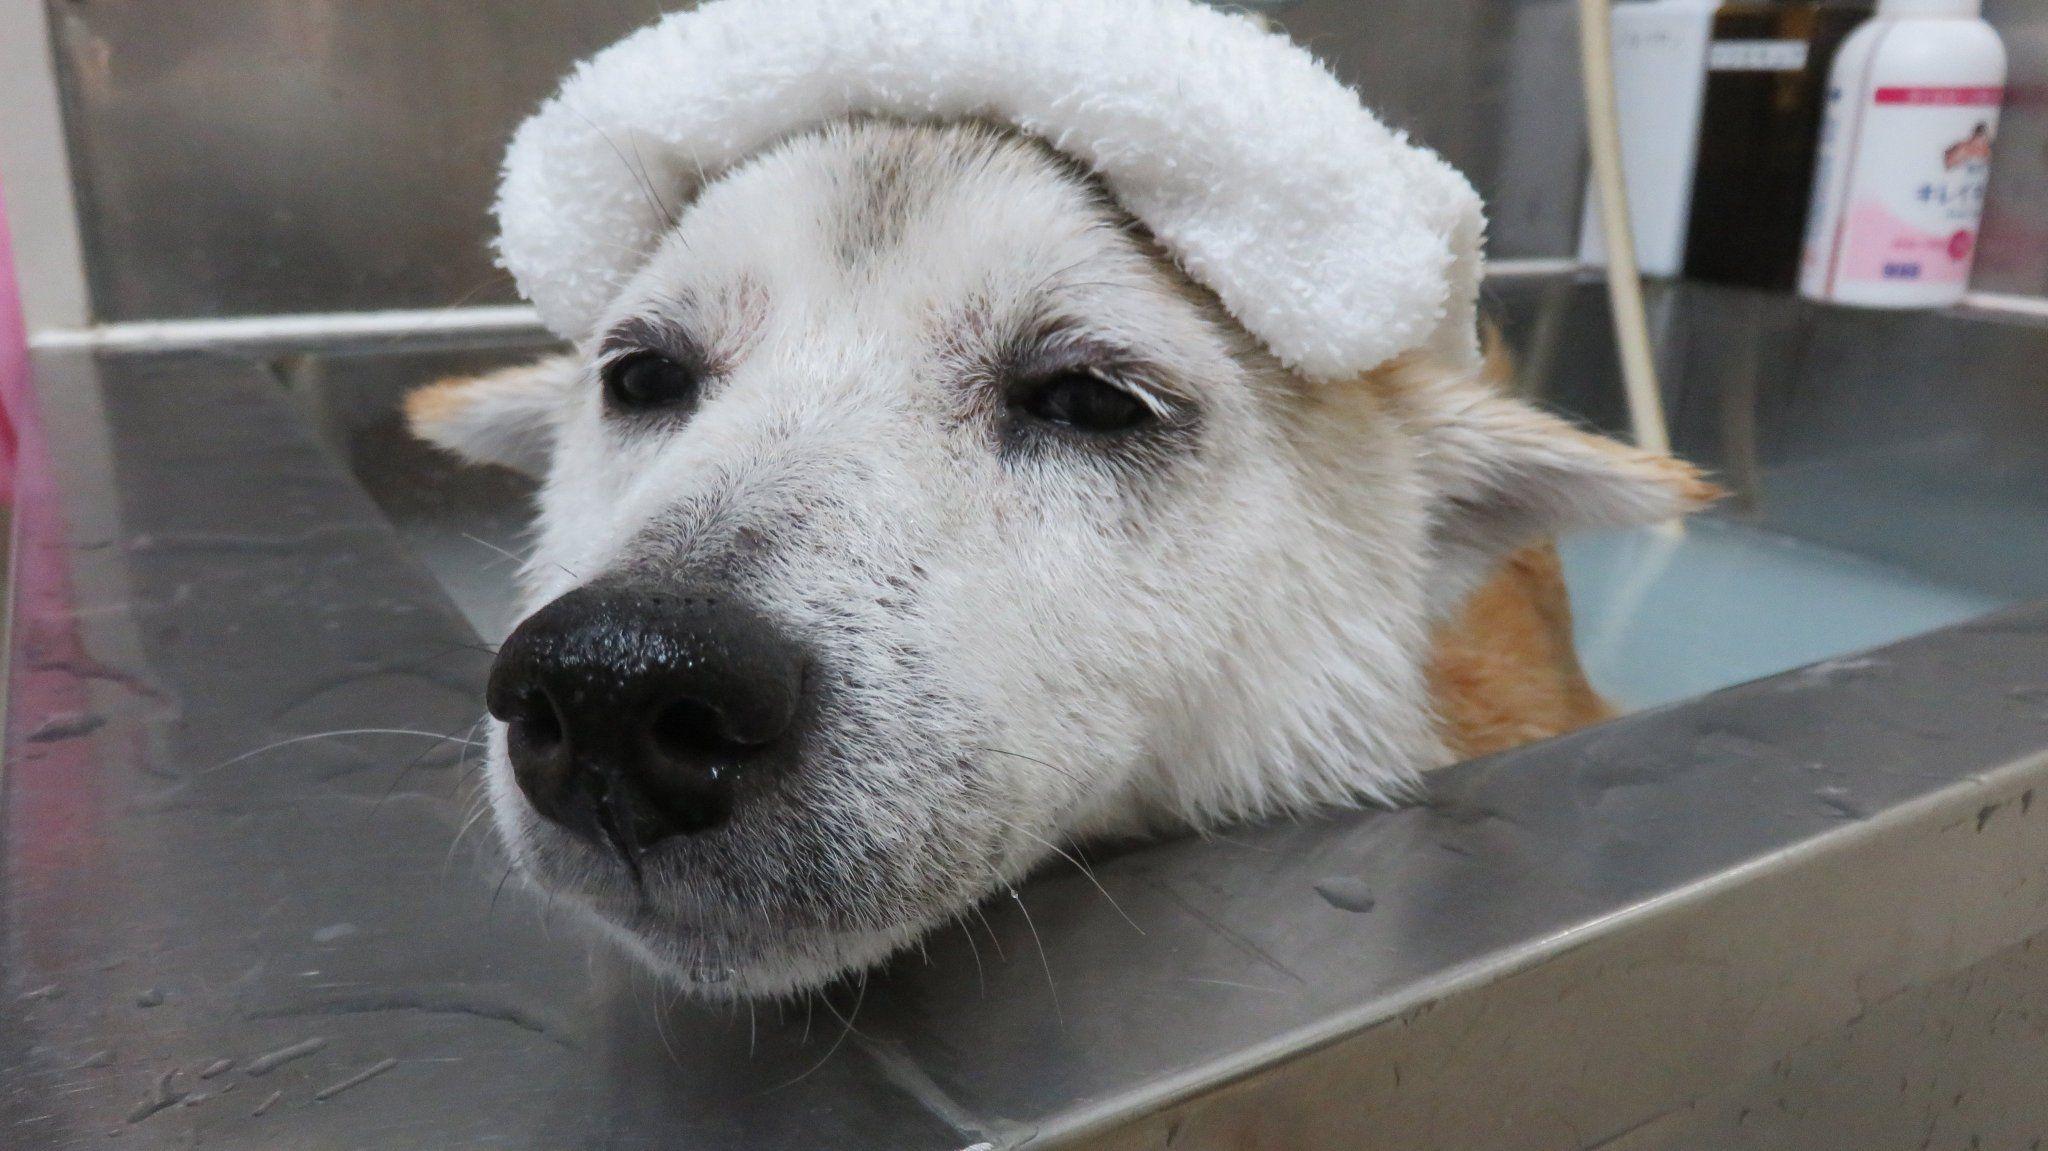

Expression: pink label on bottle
xmin=1840 ymin=200 xmax=1972 ymax=285
xmin=1874 ymin=86 xmax=2004 ymax=106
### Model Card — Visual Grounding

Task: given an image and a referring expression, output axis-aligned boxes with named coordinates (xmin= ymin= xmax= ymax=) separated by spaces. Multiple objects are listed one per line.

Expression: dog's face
xmin=411 ymin=120 xmax=1704 ymax=996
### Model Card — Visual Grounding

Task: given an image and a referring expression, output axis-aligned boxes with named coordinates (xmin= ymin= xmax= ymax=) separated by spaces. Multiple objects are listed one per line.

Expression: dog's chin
xmin=599 ymin=907 xmax=927 ymax=1000
xmin=542 ymin=892 xmax=884 ymax=999
xmin=514 ymin=844 xmax=942 ymax=999
xmin=485 ymin=760 xmax=996 ymax=1000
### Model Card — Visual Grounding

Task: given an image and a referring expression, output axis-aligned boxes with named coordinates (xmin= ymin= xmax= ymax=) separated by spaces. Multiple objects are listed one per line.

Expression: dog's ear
xmin=404 ymin=354 xmax=578 ymax=475
xmin=1387 ymin=351 xmax=1721 ymax=601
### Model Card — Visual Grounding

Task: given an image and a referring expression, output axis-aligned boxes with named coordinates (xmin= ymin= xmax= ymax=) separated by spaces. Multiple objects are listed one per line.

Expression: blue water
xmin=1558 ymin=518 xmax=2008 ymax=710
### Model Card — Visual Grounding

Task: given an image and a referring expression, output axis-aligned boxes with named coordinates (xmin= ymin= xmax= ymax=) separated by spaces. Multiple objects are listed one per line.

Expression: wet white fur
xmin=419 ymin=122 xmax=1698 ymax=997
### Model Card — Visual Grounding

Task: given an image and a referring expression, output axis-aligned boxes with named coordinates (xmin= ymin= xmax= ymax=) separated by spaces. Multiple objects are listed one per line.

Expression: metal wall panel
xmin=1979 ymin=0 xmax=2048 ymax=295
xmin=0 ymin=0 xmax=91 ymax=330
xmin=46 ymin=2 xmax=651 ymax=320
xmin=45 ymin=0 xmax=1588 ymax=322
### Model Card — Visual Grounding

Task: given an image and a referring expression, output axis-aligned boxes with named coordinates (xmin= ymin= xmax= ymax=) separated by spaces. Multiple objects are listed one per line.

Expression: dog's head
xmin=411 ymin=119 xmax=1708 ymax=996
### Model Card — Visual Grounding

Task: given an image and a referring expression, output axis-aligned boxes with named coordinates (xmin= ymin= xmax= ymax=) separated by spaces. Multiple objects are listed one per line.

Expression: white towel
xmin=495 ymin=0 xmax=1487 ymax=380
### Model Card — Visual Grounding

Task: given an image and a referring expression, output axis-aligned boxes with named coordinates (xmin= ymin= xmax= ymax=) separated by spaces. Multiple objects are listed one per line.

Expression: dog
xmin=408 ymin=118 xmax=1713 ymax=997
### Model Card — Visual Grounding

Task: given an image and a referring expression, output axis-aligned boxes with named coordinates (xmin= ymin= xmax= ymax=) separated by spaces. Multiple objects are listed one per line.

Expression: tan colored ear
xmin=1383 ymin=349 xmax=1721 ymax=597
xmin=404 ymin=353 xmax=578 ymax=475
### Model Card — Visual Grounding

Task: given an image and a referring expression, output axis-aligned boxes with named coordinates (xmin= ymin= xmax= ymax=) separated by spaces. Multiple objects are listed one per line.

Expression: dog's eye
xmin=603 ymin=351 xmax=699 ymax=412
xmin=1015 ymin=370 xmax=1153 ymax=434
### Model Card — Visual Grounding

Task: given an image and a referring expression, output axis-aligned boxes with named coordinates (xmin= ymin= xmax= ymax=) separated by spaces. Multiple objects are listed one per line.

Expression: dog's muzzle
xmin=486 ymin=583 xmax=807 ymax=863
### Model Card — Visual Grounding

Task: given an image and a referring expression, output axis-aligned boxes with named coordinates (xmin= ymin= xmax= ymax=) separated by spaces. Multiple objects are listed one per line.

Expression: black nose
xmin=487 ymin=584 xmax=805 ymax=858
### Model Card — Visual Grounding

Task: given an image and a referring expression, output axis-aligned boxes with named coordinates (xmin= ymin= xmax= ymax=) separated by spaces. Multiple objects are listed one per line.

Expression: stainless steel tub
xmin=7 ymin=280 xmax=2048 ymax=1149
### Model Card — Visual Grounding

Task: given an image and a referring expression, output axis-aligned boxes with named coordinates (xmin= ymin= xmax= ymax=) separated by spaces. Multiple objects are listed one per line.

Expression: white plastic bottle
xmin=1799 ymin=0 xmax=2006 ymax=308
xmin=1576 ymin=0 xmax=1721 ymax=278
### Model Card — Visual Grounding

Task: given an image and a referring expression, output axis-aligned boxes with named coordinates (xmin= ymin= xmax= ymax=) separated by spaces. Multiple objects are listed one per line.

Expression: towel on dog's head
xmin=495 ymin=0 xmax=1487 ymax=380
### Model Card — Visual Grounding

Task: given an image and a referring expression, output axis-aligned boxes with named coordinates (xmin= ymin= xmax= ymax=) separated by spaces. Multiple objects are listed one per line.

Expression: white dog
xmin=409 ymin=116 xmax=1712 ymax=998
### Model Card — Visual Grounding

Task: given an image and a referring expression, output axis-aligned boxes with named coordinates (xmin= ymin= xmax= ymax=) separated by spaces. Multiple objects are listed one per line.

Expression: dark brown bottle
xmin=1684 ymin=2 xmax=1872 ymax=289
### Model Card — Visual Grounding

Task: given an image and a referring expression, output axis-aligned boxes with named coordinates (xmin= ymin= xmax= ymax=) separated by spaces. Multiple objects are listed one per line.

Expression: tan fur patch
xmin=1427 ymin=542 xmax=1612 ymax=759
xmin=403 ymin=376 xmax=478 ymax=432
xmin=403 ymin=354 xmax=578 ymax=474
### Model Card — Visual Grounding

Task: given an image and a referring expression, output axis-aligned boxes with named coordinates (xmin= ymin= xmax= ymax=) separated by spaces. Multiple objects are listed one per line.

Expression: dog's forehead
xmin=646 ymin=121 xmax=1145 ymax=318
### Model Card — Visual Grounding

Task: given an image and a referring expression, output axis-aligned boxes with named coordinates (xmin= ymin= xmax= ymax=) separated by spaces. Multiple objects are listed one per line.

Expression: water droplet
xmin=125 ymin=1070 xmax=184 ymax=1124
xmin=1313 ymin=878 xmax=1376 ymax=913
xmin=246 ymin=1036 xmax=328 ymax=1077
xmin=1814 ymin=786 xmax=1866 ymax=820
xmin=686 ymin=961 xmax=735 ymax=985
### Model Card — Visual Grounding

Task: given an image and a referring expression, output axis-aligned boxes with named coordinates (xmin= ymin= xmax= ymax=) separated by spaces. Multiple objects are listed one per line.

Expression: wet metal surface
xmin=5 ymin=344 xmax=2048 ymax=1149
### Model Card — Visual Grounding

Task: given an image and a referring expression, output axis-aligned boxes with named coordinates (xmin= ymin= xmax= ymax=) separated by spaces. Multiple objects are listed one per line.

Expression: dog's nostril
xmin=652 ymin=698 xmax=750 ymax=761
xmin=513 ymin=692 xmax=565 ymax=751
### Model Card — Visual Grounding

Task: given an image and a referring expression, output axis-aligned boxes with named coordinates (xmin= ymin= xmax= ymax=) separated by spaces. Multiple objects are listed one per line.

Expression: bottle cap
xmin=1877 ymin=0 xmax=1981 ymax=16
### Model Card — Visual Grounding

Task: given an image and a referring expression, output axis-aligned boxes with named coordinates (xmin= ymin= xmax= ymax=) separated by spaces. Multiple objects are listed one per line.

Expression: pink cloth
xmin=2 ymin=173 xmax=106 ymax=844
xmin=0 ymin=181 xmax=24 ymax=503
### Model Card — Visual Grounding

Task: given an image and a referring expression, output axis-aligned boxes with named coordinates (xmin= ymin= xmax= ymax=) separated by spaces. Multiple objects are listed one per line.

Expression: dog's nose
xmin=487 ymin=583 xmax=804 ymax=855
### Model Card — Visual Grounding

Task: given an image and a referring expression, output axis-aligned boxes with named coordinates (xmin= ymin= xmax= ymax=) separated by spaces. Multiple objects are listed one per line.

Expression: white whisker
xmin=990 ymin=815 xmax=1143 ymax=936
xmin=768 ymin=974 xmax=867 ymax=1092
xmin=955 ymin=915 xmax=987 ymax=997
xmin=206 ymin=728 xmax=485 ymax=774
xmin=461 ymin=531 xmax=579 ymax=582
xmin=1008 ymin=886 xmax=1063 ymax=1028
